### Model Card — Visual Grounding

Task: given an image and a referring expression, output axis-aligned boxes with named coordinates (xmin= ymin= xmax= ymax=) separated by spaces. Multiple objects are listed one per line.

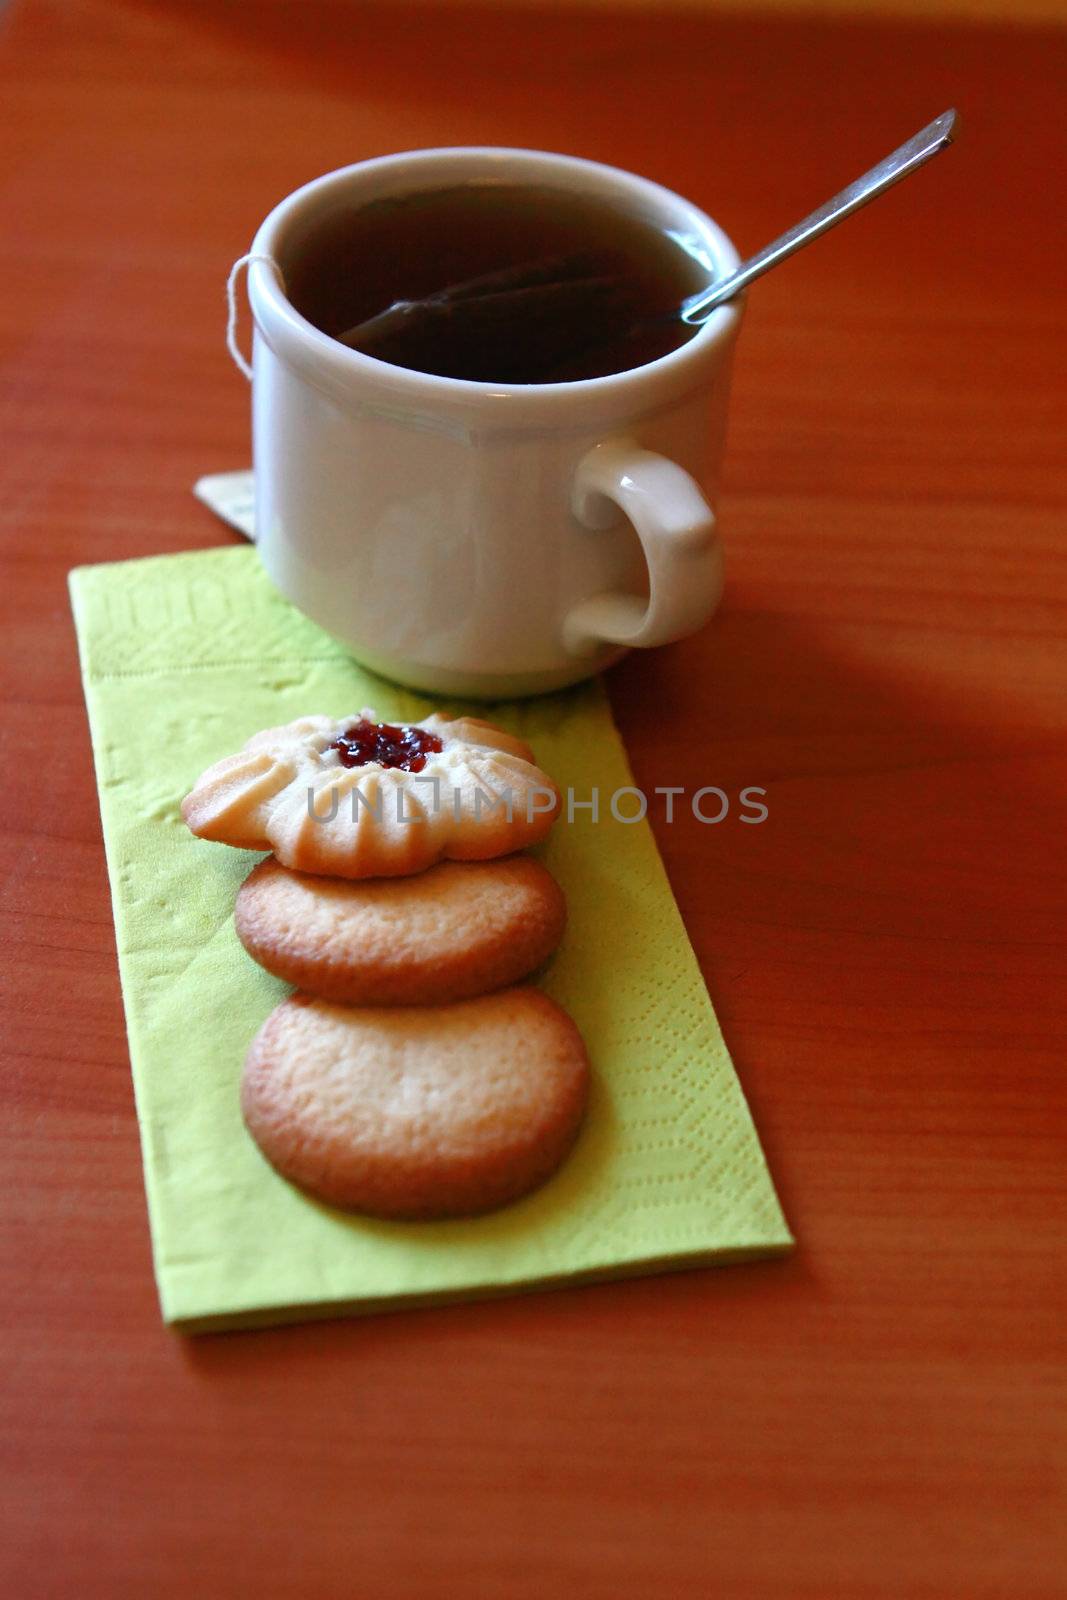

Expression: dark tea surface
xmin=285 ymin=184 xmax=710 ymax=383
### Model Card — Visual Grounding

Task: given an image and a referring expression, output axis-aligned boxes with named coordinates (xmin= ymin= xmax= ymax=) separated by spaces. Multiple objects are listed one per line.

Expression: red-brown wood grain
xmin=1 ymin=3 xmax=1064 ymax=1596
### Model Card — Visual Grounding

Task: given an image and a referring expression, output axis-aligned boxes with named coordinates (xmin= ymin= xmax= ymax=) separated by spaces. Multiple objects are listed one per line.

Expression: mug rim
xmin=248 ymin=146 xmax=743 ymax=423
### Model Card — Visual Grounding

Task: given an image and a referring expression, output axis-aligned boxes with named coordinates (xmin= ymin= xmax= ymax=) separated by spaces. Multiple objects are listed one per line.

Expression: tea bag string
xmin=226 ymin=252 xmax=286 ymax=380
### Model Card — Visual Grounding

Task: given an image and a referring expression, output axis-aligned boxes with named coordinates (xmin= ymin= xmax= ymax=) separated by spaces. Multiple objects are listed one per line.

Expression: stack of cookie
xmin=181 ymin=709 xmax=588 ymax=1220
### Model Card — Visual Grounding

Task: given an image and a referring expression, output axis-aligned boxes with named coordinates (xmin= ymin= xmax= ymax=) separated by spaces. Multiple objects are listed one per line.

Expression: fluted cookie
xmin=236 ymin=854 xmax=567 ymax=1006
xmin=181 ymin=710 xmax=559 ymax=878
xmin=241 ymin=989 xmax=589 ymax=1219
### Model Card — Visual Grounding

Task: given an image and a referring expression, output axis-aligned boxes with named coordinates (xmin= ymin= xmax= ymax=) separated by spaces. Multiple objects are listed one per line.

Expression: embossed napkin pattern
xmin=69 ymin=547 xmax=791 ymax=1329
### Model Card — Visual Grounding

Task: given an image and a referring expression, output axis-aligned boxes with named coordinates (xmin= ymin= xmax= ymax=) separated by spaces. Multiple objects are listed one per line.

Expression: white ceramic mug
xmin=246 ymin=148 xmax=743 ymax=698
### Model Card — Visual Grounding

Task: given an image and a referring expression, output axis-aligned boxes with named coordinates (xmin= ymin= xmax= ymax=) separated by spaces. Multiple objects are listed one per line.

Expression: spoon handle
xmin=683 ymin=108 xmax=959 ymax=323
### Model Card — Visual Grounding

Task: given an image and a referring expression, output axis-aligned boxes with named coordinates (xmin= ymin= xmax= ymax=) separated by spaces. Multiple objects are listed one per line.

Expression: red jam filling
xmin=328 ymin=719 xmax=443 ymax=773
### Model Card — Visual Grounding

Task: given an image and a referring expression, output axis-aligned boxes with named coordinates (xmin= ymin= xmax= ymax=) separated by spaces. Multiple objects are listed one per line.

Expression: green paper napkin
xmin=69 ymin=547 xmax=791 ymax=1329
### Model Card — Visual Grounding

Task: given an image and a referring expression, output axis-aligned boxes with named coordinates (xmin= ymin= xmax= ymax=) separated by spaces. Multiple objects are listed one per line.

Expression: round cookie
xmin=235 ymin=854 xmax=567 ymax=1006
xmin=242 ymin=989 xmax=589 ymax=1219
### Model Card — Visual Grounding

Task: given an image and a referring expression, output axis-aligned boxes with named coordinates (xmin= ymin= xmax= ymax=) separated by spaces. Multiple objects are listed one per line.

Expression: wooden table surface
xmin=2 ymin=2 xmax=1064 ymax=1595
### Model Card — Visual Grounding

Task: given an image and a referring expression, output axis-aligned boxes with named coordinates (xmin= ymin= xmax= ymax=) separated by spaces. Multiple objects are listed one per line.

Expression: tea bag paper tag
xmin=193 ymin=470 xmax=256 ymax=541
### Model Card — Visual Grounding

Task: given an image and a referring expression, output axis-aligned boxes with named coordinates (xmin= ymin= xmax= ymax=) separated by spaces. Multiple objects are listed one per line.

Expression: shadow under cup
xmin=246 ymin=149 xmax=743 ymax=699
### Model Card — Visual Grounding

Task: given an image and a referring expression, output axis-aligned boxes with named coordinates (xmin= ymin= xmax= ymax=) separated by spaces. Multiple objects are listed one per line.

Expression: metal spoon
xmin=681 ymin=108 xmax=959 ymax=323
xmin=336 ymin=109 xmax=959 ymax=377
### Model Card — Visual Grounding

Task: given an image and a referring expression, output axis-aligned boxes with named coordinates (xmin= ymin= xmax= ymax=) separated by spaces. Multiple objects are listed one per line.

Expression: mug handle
xmin=561 ymin=439 xmax=724 ymax=656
